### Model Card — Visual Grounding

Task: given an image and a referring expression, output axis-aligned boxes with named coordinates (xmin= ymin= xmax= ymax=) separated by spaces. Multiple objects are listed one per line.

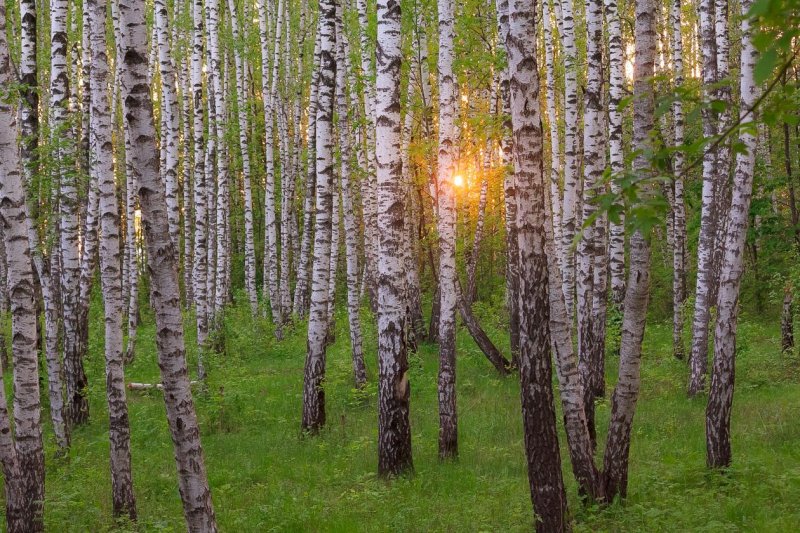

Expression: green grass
xmin=30 ymin=294 xmax=800 ymax=531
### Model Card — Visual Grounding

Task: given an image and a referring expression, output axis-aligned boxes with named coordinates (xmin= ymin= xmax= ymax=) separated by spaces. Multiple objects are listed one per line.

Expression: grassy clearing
xmin=31 ymin=295 xmax=800 ymax=531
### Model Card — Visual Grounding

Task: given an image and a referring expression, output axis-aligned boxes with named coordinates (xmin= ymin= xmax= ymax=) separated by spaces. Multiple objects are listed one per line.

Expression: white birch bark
xmin=301 ymin=0 xmax=336 ymax=433
xmin=602 ymin=0 xmax=656 ymax=499
xmin=437 ymin=0 xmax=459 ymax=460
xmin=0 ymin=12 xmax=45 ymax=524
xmin=376 ymin=0 xmax=413 ymax=476
xmin=192 ymin=0 xmax=209 ymax=348
xmin=688 ymin=0 xmax=720 ymax=396
xmin=706 ymin=0 xmax=757 ymax=469
xmin=114 ymin=0 xmax=217 ymax=526
xmin=605 ymin=0 xmax=626 ymax=305
xmin=52 ymin=0 xmax=89 ymax=428
xmin=228 ymin=0 xmax=258 ymax=315
xmin=670 ymin=0 xmax=687 ymax=359
xmin=259 ymin=0 xmax=284 ymax=332
xmin=88 ymin=0 xmax=137 ymax=515
xmin=294 ymin=29 xmax=322 ymax=317
xmin=337 ymin=18 xmax=367 ymax=388
xmin=557 ymin=0 xmax=580 ymax=322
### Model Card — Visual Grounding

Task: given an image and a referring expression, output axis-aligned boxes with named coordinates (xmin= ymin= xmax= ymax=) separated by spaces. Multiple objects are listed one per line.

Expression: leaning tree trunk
xmin=301 ymin=0 xmax=336 ymax=434
xmin=436 ymin=0 xmax=459 ymax=461
xmin=88 ymin=0 xmax=137 ymax=516
xmin=706 ymin=0 xmax=757 ymax=469
xmin=506 ymin=0 xmax=568 ymax=529
xmin=114 ymin=0 xmax=217 ymax=528
xmin=0 ymin=11 xmax=46 ymax=527
xmin=688 ymin=0 xmax=721 ymax=397
xmin=602 ymin=0 xmax=656 ymax=500
xmin=376 ymin=0 xmax=413 ymax=477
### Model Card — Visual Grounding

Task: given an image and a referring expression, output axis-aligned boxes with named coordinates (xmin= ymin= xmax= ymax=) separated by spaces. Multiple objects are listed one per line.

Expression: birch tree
xmin=52 ymin=0 xmax=89 ymax=427
xmin=376 ymin=0 xmax=413 ymax=477
xmin=437 ymin=0 xmax=459 ymax=461
xmin=688 ymin=0 xmax=721 ymax=396
xmin=706 ymin=0 xmax=758 ymax=469
xmin=601 ymin=0 xmax=656 ymax=499
xmin=88 ymin=0 xmax=137 ymax=516
xmin=301 ymin=0 xmax=336 ymax=433
xmin=0 ymin=8 xmax=45 ymax=525
xmin=114 ymin=0 xmax=217 ymax=526
xmin=506 ymin=0 xmax=568 ymax=528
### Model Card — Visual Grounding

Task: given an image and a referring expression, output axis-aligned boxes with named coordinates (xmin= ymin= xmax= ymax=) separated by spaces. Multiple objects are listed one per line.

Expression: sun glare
xmin=453 ymin=174 xmax=464 ymax=188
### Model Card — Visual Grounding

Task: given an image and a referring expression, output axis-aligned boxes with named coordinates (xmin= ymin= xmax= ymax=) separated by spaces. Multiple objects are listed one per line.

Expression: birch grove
xmin=0 ymin=0 xmax=795 ymax=528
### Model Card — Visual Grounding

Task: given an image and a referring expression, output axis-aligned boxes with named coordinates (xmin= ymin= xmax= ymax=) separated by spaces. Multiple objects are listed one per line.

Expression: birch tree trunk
xmin=294 ymin=30 xmax=322 ymax=317
xmin=437 ymin=0 xmax=459 ymax=461
xmin=670 ymin=0 xmax=688 ymax=359
xmin=782 ymin=285 xmax=794 ymax=354
xmin=376 ymin=0 xmax=413 ymax=477
xmin=228 ymin=0 xmax=258 ymax=315
xmin=541 ymin=0 xmax=563 ymax=257
xmin=88 ymin=0 xmax=137 ymax=516
xmin=357 ymin=0 xmax=379 ymax=307
xmin=114 ymin=0 xmax=217 ymax=527
xmin=578 ymin=0 xmax=608 ymax=419
xmin=301 ymin=0 xmax=336 ymax=434
xmin=0 ymin=11 xmax=45 ymax=525
xmin=706 ymin=0 xmax=757 ymax=469
xmin=557 ymin=0 xmax=580 ymax=322
xmin=192 ymin=0 xmax=209 ymax=349
xmin=155 ymin=0 xmax=181 ymax=250
xmin=602 ymin=0 xmax=656 ymax=499
xmin=495 ymin=0 xmax=520 ymax=364
xmin=688 ymin=0 xmax=720 ymax=396
xmin=259 ymin=0 xmax=284 ymax=333
xmin=336 ymin=19 xmax=368 ymax=388
xmin=506 ymin=0 xmax=568 ymax=528
xmin=605 ymin=0 xmax=626 ymax=305
xmin=52 ymin=0 xmax=89 ymax=427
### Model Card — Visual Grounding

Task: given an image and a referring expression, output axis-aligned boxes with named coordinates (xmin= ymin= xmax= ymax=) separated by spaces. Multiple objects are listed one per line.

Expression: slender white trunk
xmin=670 ymin=0 xmax=687 ymax=359
xmin=259 ymin=0 xmax=284 ymax=331
xmin=557 ymin=0 xmax=580 ymax=322
xmin=228 ymin=0 xmax=258 ymax=315
xmin=301 ymin=0 xmax=336 ymax=433
xmin=605 ymin=0 xmax=626 ymax=305
xmin=688 ymin=0 xmax=720 ymax=396
xmin=192 ymin=0 xmax=209 ymax=348
xmin=706 ymin=0 xmax=757 ymax=469
xmin=294 ymin=30 xmax=322 ymax=317
xmin=88 ymin=0 xmax=137 ymax=515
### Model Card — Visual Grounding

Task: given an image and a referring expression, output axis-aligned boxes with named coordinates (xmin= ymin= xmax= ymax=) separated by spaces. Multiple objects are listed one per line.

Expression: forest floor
xmin=34 ymin=294 xmax=800 ymax=532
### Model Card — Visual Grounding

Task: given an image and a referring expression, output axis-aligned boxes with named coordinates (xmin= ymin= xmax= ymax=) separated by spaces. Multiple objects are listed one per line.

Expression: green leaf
xmin=754 ymin=49 xmax=778 ymax=85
